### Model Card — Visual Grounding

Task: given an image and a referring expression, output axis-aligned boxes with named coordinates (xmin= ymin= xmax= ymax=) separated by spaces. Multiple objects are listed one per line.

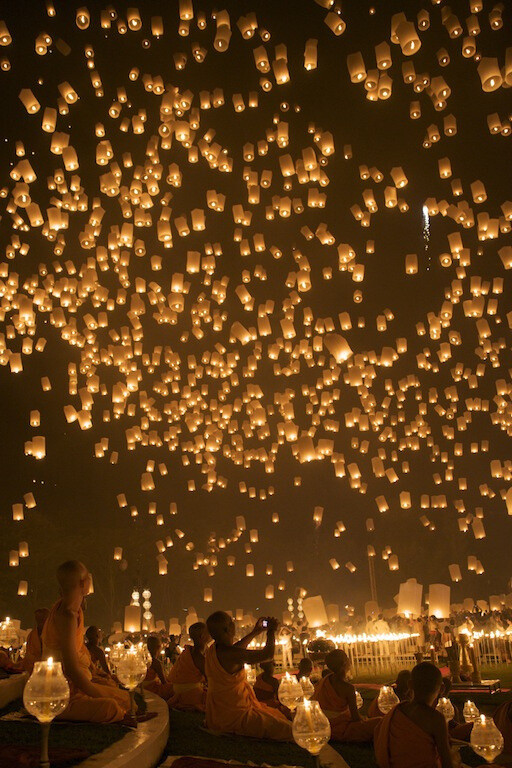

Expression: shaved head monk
xmin=166 ymin=621 xmax=209 ymax=711
xmin=374 ymin=662 xmax=456 ymax=768
xmin=204 ymin=612 xmax=292 ymax=740
xmin=42 ymin=560 xmax=131 ymax=723
xmin=144 ymin=635 xmax=175 ymax=700
xmin=312 ymin=649 xmax=381 ymax=742
xmin=19 ymin=608 xmax=49 ymax=673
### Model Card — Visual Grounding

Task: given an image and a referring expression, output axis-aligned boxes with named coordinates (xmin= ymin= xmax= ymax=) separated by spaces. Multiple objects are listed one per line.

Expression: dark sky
xmin=0 ymin=0 xmax=511 ymax=631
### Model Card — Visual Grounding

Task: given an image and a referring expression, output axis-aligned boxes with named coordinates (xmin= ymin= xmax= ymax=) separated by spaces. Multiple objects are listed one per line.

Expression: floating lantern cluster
xmin=0 ymin=0 xmax=511 ymax=607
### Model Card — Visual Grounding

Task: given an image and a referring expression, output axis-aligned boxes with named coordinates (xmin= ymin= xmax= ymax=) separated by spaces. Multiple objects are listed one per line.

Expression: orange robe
xmin=253 ymin=673 xmax=289 ymax=713
xmin=494 ymin=701 xmax=512 ymax=756
xmin=312 ymin=675 xmax=381 ymax=742
xmin=166 ymin=646 xmax=206 ymax=711
xmin=204 ymin=644 xmax=292 ymax=741
xmin=374 ymin=705 xmax=441 ymax=768
xmin=143 ymin=665 xmax=175 ymax=701
xmin=42 ymin=600 xmax=131 ymax=723
xmin=19 ymin=629 xmax=42 ymax=673
xmin=253 ymin=673 xmax=277 ymax=703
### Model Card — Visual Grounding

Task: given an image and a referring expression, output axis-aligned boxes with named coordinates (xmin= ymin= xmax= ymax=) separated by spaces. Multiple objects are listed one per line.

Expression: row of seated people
xmin=1 ymin=561 xmax=512 ymax=765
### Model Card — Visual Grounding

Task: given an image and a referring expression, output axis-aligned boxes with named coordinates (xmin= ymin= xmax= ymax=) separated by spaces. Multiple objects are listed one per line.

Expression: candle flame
xmin=47 ymin=656 xmax=53 ymax=668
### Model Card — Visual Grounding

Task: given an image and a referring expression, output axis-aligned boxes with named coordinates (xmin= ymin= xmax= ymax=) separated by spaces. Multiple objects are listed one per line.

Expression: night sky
xmin=0 ymin=0 xmax=511 ymax=631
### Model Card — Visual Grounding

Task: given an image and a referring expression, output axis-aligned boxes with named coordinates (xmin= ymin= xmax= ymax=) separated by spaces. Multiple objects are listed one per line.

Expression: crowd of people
xmin=1 ymin=560 xmax=512 ymax=767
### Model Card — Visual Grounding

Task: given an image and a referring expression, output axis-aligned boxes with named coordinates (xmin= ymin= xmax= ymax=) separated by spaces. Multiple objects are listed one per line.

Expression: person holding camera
xmin=204 ymin=612 xmax=292 ymax=740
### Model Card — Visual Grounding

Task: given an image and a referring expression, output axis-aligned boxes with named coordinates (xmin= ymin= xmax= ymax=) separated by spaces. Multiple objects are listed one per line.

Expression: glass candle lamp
xmin=292 ymin=699 xmax=331 ymax=756
xmin=463 ymin=699 xmax=480 ymax=723
xmin=377 ymin=685 xmax=399 ymax=714
xmin=470 ymin=714 xmax=504 ymax=763
xmin=115 ymin=645 xmax=148 ymax=717
xmin=436 ymin=697 xmax=455 ymax=722
xmin=299 ymin=675 xmax=315 ymax=700
xmin=278 ymin=672 xmax=304 ymax=712
xmin=23 ymin=657 xmax=70 ymax=767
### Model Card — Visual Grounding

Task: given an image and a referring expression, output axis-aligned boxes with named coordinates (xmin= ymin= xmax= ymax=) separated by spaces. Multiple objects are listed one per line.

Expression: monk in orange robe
xmin=42 ymin=560 xmax=132 ymax=723
xmin=494 ymin=701 xmax=512 ymax=757
xmin=167 ymin=622 xmax=209 ymax=711
xmin=143 ymin=635 xmax=175 ymax=700
xmin=254 ymin=660 xmax=280 ymax=706
xmin=19 ymin=608 xmax=50 ymax=673
xmin=312 ymin=650 xmax=381 ymax=742
xmin=374 ymin=662 xmax=456 ymax=768
xmin=368 ymin=670 xmax=412 ymax=717
xmin=204 ymin=612 xmax=292 ymax=741
xmin=84 ymin=625 xmax=111 ymax=677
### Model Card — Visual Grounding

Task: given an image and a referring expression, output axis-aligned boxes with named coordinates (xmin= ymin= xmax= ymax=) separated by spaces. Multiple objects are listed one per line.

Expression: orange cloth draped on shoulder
xmin=374 ymin=705 xmax=441 ymax=768
xmin=253 ymin=673 xmax=288 ymax=712
xmin=204 ymin=644 xmax=292 ymax=740
xmin=143 ymin=665 xmax=175 ymax=701
xmin=253 ymin=673 xmax=276 ymax=702
xmin=165 ymin=645 xmax=206 ymax=711
xmin=19 ymin=628 xmax=42 ymax=673
xmin=41 ymin=600 xmax=130 ymax=723
xmin=312 ymin=675 xmax=381 ymax=742
xmin=494 ymin=701 xmax=512 ymax=756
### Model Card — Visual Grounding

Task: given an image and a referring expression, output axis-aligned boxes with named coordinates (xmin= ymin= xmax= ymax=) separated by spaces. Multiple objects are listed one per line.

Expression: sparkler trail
xmin=422 ymin=204 xmax=431 ymax=271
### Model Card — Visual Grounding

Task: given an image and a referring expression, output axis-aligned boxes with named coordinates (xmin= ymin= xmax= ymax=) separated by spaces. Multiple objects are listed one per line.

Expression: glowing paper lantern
xmin=428 ymin=584 xmax=450 ymax=618
xmin=124 ymin=605 xmax=141 ymax=633
xmin=302 ymin=596 xmax=328 ymax=627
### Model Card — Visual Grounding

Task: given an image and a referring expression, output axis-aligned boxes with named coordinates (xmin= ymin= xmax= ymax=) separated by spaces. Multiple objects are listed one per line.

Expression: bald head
xmin=56 ymin=560 xmax=90 ymax=596
xmin=206 ymin=611 xmax=234 ymax=644
xmin=326 ymin=649 xmax=350 ymax=674
xmin=411 ymin=662 xmax=442 ymax=703
xmin=189 ymin=621 xmax=209 ymax=647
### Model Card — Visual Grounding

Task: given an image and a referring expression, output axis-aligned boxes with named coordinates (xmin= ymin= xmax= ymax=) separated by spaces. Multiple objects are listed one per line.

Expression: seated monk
xmin=368 ymin=670 xmax=412 ymax=717
xmin=42 ymin=560 xmax=132 ymax=723
xmin=18 ymin=608 xmax=49 ymax=673
xmin=494 ymin=701 xmax=512 ymax=757
xmin=254 ymin=660 xmax=280 ymax=706
xmin=205 ymin=613 xmax=293 ymax=740
xmin=298 ymin=657 xmax=313 ymax=680
xmin=312 ymin=650 xmax=381 ymax=742
xmin=84 ymin=626 xmax=110 ymax=676
xmin=167 ymin=622 xmax=208 ymax=711
xmin=374 ymin=661 xmax=457 ymax=768
xmin=143 ymin=635 xmax=175 ymax=699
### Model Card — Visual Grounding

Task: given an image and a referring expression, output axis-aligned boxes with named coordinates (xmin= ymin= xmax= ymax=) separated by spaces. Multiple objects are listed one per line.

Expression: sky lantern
xmin=0 ymin=0 xmax=510 ymax=616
